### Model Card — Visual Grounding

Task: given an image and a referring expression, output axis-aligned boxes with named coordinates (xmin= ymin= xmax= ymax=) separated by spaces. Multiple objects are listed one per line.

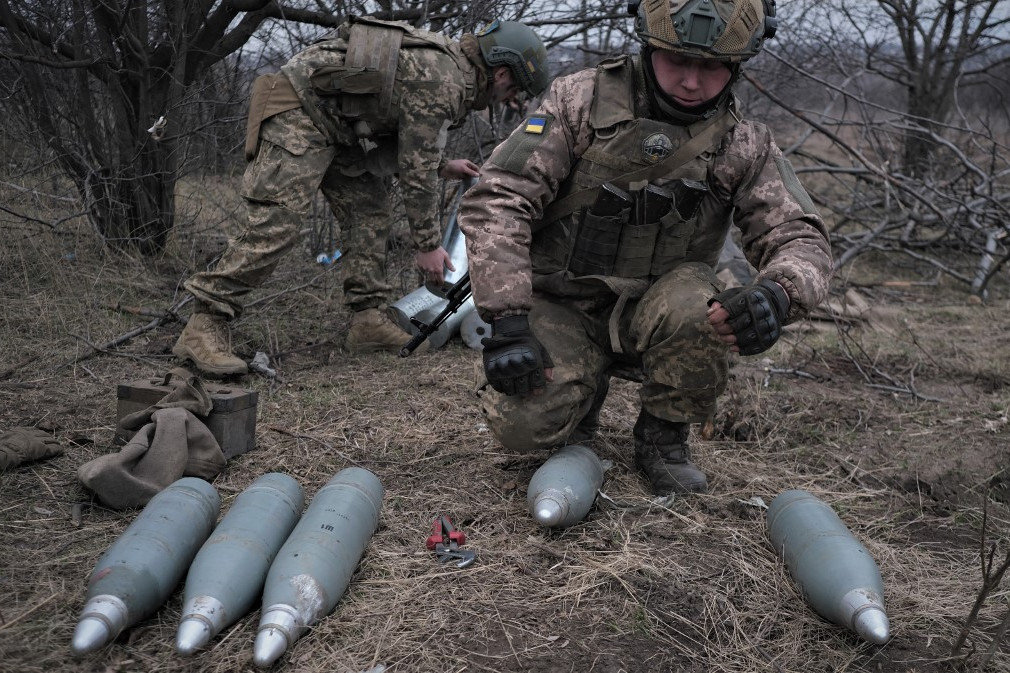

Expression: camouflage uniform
xmin=185 ymin=18 xmax=491 ymax=317
xmin=459 ymin=55 xmax=832 ymax=452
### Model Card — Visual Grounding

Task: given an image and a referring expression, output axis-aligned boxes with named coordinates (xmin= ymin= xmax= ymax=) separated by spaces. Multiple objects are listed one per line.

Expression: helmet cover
xmin=633 ymin=0 xmax=776 ymax=62
xmin=475 ymin=20 xmax=550 ymax=96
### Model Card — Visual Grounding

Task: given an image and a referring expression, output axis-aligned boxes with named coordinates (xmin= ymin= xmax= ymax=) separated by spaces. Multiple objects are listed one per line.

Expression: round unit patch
xmin=643 ymin=132 xmax=673 ymax=163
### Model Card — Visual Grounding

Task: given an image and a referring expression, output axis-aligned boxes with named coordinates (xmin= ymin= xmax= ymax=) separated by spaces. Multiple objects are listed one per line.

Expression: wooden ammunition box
xmin=115 ymin=378 xmax=258 ymax=459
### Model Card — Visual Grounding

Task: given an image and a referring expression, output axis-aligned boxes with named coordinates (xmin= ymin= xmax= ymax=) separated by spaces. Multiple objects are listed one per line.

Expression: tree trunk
xmin=86 ymin=147 xmax=176 ymax=255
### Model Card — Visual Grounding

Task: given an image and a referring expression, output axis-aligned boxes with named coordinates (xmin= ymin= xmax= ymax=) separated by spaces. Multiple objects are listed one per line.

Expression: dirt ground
xmin=1 ymin=204 xmax=1009 ymax=673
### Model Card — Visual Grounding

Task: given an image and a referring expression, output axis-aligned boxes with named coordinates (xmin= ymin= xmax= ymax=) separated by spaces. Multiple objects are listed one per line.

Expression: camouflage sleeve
xmin=396 ymin=55 xmax=468 ymax=252
xmin=459 ymin=70 xmax=597 ymax=320
xmin=712 ymin=120 xmax=833 ymax=321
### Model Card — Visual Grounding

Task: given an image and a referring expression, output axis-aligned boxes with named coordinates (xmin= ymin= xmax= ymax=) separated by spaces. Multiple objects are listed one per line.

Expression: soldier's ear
xmin=492 ymin=65 xmax=512 ymax=84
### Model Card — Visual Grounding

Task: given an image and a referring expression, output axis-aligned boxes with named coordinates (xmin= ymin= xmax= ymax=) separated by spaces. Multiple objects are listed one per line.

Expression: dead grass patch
xmin=1 ymin=187 xmax=1009 ymax=673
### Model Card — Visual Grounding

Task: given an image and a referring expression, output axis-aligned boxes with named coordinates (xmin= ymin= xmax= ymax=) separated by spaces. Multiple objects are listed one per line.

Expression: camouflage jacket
xmin=459 ymin=55 xmax=832 ymax=322
xmin=281 ymin=19 xmax=489 ymax=252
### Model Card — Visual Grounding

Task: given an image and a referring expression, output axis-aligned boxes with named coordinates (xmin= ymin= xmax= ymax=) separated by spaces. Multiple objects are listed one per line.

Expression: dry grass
xmin=1 ymin=184 xmax=1009 ymax=673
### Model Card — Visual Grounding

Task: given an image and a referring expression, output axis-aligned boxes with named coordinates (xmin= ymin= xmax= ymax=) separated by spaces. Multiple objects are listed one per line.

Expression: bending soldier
xmin=174 ymin=18 xmax=549 ymax=374
xmin=459 ymin=0 xmax=832 ymax=495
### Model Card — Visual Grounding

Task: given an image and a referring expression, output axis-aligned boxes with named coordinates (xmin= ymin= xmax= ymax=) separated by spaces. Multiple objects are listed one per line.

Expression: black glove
xmin=709 ymin=279 xmax=790 ymax=355
xmin=481 ymin=315 xmax=554 ymax=396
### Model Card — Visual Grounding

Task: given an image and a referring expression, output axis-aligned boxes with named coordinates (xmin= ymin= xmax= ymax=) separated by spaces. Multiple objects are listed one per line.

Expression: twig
xmin=0 ymin=594 xmax=58 ymax=632
xmin=245 ymin=269 xmax=334 ymax=308
xmin=267 ymin=425 xmax=359 ymax=465
xmin=104 ymin=304 xmax=171 ymax=320
xmin=952 ymin=495 xmax=1010 ymax=658
xmin=270 ymin=338 xmax=336 ymax=360
xmin=0 ymin=355 xmax=42 ymax=381
xmin=865 ymin=383 xmax=945 ymax=402
xmin=763 ymin=367 xmax=823 ymax=381
xmin=55 ymin=295 xmax=192 ymax=370
xmin=978 ymin=599 xmax=1010 ymax=669
xmin=66 ymin=330 xmax=164 ymax=367
xmin=834 ymin=318 xmax=946 ymax=402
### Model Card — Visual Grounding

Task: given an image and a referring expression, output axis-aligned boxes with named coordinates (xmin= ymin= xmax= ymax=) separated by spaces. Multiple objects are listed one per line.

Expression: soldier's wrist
xmin=493 ymin=309 xmax=529 ymax=320
xmin=492 ymin=313 xmax=531 ymax=337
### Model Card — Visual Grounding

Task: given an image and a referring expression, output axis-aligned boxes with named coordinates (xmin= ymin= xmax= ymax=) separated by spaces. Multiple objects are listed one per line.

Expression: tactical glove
xmin=0 ymin=427 xmax=64 ymax=471
xmin=709 ymin=279 xmax=790 ymax=355
xmin=481 ymin=315 xmax=554 ymax=396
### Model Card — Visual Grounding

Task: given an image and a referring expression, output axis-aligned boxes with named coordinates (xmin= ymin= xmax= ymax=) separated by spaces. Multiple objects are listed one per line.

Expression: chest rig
xmin=531 ymin=56 xmax=737 ymax=283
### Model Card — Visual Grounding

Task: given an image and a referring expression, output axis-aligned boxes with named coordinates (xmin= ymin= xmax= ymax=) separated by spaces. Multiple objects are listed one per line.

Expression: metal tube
xmin=767 ymin=489 xmax=890 ymax=644
xmin=460 ymin=308 xmax=491 ymax=351
xmin=252 ymin=467 xmax=384 ymax=667
xmin=176 ymin=473 xmax=304 ymax=655
xmin=71 ymin=477 xmax=220 ymax=655
xmin=387 ymin=286 xmax=443 ymax=333
xmin=410 ymin=295 xmax=476 ymax=350
xmin=527 ymin=444 xmax=605 ymax=528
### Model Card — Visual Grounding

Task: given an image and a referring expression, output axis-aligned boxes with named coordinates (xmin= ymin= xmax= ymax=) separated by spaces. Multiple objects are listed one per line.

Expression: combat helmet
xmin=475 ymin=20 xmax=550 ymax=97
xmin=632 ymin=0 xmax=777 ymax=62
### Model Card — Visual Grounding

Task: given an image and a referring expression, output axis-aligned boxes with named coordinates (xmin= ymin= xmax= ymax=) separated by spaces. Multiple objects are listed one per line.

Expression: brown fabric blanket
xmin=78 ymin=368 xmax=226 ymax=509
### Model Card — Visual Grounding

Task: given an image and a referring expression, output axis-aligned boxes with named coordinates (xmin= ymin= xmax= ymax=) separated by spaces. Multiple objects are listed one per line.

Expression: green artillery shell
xmin=767 ymin=489 xmax=890 ymax=644
xmin=71 ymin=477 xmax=220 ymax=655
xmin=252 ymin=467 xmax=383 ymax=667
xmin=176 ymin=472 xmax=304 ymax=655
xmin=527 ymin=444 xmax=604 ymax=528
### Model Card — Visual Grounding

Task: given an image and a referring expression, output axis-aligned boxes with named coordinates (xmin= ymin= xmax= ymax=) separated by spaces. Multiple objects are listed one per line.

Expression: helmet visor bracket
xmin=675 ymin=2 xmax=723 ymax=50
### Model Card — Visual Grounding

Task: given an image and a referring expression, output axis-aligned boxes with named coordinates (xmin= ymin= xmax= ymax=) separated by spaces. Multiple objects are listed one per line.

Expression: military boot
xmin=345 ymin=307 xmax=421 ymax=355
xmin=633 ymin=409 xmax=708 ymax=494
xmin=172 ymin=312 xmax=248 ymax=376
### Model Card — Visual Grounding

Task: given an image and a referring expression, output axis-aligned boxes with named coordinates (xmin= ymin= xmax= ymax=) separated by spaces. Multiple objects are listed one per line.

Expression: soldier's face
xmin=490 ymin=67 xmax=520 ymax=105
xmin=650 ymin=50 xmax=732 ymax=107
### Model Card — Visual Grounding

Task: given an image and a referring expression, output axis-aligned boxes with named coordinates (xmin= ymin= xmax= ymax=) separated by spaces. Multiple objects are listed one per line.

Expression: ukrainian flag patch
xmin=524 ymin=116 xmax=547 ymax=134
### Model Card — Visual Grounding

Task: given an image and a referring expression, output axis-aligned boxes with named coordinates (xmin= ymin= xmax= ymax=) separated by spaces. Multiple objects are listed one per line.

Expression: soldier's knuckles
xmin=728 ymin=314 xmax=751 ymax=333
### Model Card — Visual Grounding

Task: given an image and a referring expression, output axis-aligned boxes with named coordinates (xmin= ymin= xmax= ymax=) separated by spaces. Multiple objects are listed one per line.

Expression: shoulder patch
xmin=496 ymin=114 xmax=555 ymax=174
xmin=524 ymin=116 xmax=548 ymax=134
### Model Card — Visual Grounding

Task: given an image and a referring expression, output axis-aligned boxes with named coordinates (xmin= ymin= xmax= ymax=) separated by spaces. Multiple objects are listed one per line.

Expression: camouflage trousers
xmin=477 ymin=262 xmax=728 ymax=452
xmin=185 ymin=108 xmax=394 ymax=319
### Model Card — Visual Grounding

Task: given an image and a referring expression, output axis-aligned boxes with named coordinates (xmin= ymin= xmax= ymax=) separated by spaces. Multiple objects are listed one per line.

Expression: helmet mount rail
xmin=629 ymin=0 xmax=777 ymax=61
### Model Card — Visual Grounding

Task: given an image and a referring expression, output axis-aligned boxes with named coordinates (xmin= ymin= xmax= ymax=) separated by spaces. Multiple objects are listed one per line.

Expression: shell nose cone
xmin=253 ymin=627 xmax=289 ymax=668
xmin=854 ymin=607 xmax=890 ymax=645
xmin=71 ymin=617 xmax=111 ymax=655
xmin=176 ymin=618 xmax=211 ymax=655
xmin=533 ymin=497 xmax=563 ymax=527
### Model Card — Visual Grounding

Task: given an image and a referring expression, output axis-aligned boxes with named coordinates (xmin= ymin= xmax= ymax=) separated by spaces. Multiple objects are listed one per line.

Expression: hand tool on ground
xmin=426 ymin=515 xmax=476 ymax=568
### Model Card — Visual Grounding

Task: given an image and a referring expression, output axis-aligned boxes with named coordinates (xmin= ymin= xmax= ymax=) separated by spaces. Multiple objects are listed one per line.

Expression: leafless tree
xmin=0 ymin=1 xmax=488 ymax=252
xmin=745 ymin=0 xmax=1010 ymax=297
xmin=4 ymin=1 xmax=1006 ymax=295
xmin=0 ymin=0 xmax=631 ymax=253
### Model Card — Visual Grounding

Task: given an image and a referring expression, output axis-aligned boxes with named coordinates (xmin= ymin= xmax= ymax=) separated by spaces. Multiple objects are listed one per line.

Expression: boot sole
xmin=172 ymin=344 xmax=248 ymax=376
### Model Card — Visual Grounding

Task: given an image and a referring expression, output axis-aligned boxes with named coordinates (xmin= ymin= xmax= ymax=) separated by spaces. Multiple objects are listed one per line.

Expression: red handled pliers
xmin=426 ymin=515 xmax=476 ymax=568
